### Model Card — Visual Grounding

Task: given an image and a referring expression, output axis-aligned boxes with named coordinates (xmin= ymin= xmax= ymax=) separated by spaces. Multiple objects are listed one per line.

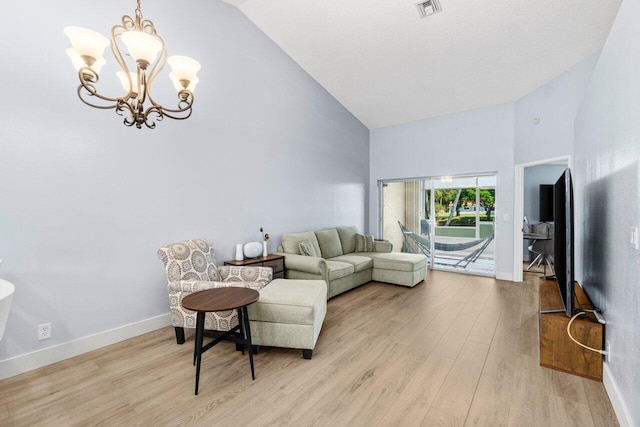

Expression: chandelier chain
xmin=135 ymin=0 xmax=143 ymax=28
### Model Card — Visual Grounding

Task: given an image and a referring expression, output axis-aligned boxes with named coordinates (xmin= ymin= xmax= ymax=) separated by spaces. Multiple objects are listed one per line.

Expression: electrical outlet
xmin=631 ymin=227 xmax=639 ymax=250
xmin=38 ymin=323 xmax=52 ymax=340
xmin=605 ymin=340 xmax=612 ymax=362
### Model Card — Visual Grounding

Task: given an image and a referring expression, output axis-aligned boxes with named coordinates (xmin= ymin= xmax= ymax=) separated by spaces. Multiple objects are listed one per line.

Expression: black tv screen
xmin=539 ymin=184 xmax=554 ymax=222
xmin=553 ymin=169 xmax=575 ymax=317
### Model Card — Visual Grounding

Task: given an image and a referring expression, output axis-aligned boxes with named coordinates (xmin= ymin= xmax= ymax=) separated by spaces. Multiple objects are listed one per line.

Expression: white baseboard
xmin=603 ymin=362 xmax=634 ymax=427
xmin=496 ymin=271 xmax=513 ymax=281
xmin=0 ymin=313 xmax=171 ymax=381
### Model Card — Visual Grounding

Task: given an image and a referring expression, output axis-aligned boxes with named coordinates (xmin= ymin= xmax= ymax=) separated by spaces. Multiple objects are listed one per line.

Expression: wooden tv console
xmin=539 ymin=279 xmax=604 ymax=381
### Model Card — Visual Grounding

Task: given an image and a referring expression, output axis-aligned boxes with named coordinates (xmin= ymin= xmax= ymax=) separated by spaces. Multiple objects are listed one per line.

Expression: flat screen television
xmin=553 ymin=168 xmax=575 ymax=317
xmin=539 ymin=184 xmax=554 ymax=222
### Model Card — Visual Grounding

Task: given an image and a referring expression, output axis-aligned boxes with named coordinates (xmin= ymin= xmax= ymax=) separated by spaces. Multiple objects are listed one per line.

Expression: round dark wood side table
xmin=181 ymin=287 xmax=259 ymax=395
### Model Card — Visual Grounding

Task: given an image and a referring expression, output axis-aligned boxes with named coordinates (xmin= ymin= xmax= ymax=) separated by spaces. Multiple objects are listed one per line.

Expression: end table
xmin=181 ymin=287 xmax=259 ymax=395
xmin=224 ymin=254 xmax=284 ymax=279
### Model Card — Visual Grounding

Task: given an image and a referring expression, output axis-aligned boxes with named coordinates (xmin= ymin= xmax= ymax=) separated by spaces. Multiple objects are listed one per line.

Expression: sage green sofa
xmin=277 ymin=226 xmax=428 ymax=298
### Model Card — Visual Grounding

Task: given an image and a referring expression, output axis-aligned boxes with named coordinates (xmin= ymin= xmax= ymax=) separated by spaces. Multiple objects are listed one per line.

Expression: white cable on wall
xmin=566 ymin=311 xmax=607 ymax=356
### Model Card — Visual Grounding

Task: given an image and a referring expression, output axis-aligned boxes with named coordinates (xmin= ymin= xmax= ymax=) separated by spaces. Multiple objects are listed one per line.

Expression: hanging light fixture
xmin=64 ymin=0 xmax=201 ymax=129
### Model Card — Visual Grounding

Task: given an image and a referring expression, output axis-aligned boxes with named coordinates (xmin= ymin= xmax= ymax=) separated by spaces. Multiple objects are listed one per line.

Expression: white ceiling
xmin=223 ymin=0 xmax=621 ymax=129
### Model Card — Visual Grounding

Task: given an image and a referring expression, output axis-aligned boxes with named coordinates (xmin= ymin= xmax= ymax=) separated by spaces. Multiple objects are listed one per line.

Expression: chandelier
xmin=64 ymin=0 xmax=201 ymax=129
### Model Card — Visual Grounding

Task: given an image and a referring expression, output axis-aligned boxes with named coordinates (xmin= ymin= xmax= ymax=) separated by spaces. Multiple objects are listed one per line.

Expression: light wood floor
xmin=0 ymin=270 xmax=619 ymax=426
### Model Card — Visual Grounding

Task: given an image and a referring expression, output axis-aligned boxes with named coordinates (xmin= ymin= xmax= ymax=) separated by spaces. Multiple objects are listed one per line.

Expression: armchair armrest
xmin=374 ymin=240 xmax=393 ymax=253
xmin=167 ymin=280 xmax=224 ymax=293
xmin=217 ymin=265 xmax=272 ymax=284
xmin=166 ymin=279 xmax=267 ymax=331
xmin=167 ymin=279 xmax=267 ymax=293
xmin=278 ymin=252 xmax=326 ymax=276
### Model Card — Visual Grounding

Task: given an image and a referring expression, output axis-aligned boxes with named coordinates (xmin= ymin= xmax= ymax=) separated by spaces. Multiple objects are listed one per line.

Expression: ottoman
xmin=369 ymin=252 xmax=428 ymax=287
xmin=248 ymin=278 xmax=327 ymax=359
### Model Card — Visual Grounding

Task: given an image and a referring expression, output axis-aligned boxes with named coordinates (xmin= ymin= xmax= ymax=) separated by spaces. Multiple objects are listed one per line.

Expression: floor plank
xmin=377 ymin=354 xmax=454 ymax=427
xmin=431 ymin=339 xmax=490 ymax=419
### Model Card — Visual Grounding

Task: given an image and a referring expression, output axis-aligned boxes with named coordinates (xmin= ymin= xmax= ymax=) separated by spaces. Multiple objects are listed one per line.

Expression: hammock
xmin=398 ymin=221 xmax=495 ymax=268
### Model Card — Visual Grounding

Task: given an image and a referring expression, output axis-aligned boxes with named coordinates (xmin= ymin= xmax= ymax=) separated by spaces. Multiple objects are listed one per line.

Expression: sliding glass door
xmin=381 ymin=174 xmax=496 ymax=276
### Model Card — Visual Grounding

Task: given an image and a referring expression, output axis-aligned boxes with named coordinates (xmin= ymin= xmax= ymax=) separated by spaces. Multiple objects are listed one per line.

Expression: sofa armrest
xmin=278 ymin=252 xmax=327 ymax=276
xmin=217 ymin=265 xmax=272 ymax=284
xmin=374 ymin=240 xmax=393 ymax=253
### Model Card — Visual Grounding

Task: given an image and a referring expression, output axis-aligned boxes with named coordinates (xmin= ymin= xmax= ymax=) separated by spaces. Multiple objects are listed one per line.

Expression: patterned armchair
xmin=157 ymin=238 xmax=272 ymax=344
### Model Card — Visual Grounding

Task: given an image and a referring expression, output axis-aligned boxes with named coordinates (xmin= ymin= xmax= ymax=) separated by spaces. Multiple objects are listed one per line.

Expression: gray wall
xmin=369 ymin=104 xmax=515 ymax=279
xmin=0 ymin=0 xmax=369 ymax=361
xmin=574 ymin=0 xmax=640 ymax=423
xmin=522 ymin=163 xmax=568 ymax=260
xmin=514 ymin=52 xmax=600 ymax=165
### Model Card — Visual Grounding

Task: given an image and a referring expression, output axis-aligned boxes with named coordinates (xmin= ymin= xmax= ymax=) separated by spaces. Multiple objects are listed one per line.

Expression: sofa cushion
xmin=282 ymin=231 xmax=321 ymax=256
xmin=373 ymin=240 xmax=393 ymax=253
xmin=325 ymin=260 xmax=354 ymax=280
xmin=315 ymin=229 xmax=344 ymax=259
xmin=328 ymin=255 xmax=373 ymax=273
xmin=355 ymin=234 xmax=375 ymax=252
xmin=299 ymin=241 xmax=320 ymax=257
xmin=368 ymin=252 xmax=427 ymax=272
xmin=336 ymin=226 xmax=358 ymax=254
xmin=249 ymin=279 xmax=326 ymax=325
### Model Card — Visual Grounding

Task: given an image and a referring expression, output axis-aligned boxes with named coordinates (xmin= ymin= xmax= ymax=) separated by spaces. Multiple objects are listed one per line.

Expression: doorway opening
xmin=513 ymin=155 xmax=571 ymax=282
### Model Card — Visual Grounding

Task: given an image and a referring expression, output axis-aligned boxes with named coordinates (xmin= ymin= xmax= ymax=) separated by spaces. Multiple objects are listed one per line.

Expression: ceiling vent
xmin=416 ymin=0 xmax=442 ymax=18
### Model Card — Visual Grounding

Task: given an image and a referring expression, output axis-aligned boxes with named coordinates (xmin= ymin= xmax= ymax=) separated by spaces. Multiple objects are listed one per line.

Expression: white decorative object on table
xmin=243 ymin=242 xmax=262 ymax=259
xmin=260 ymin=227 xmax=270 ymax=258
xmin=235 ymin=244 xmax=244 ymax=261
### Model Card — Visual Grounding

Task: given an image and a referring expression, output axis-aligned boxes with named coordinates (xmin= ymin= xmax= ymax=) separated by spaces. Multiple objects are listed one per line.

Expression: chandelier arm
xmin=121 ymin=14 xmax=136 ymax=32
xmin=146 ymin=34 xmax=167 ymax=79
xmin=157 ymin=107 xmax=193 ymax=121
xmin=144 ymin=117 xmax=158 ymax=129
xmin=139 ymin=18 xmax=157 ymax=35
xmin=117 ymin=98 xmax=159 ymax=129
xmin=111 ymin=24 xmax=135 ymax=100
xmin=141 ymin=36 xmax=167 ymax=110
xmin=141 ymin=96 xmax=190 ymax=125
xmin=142 ymin=106 xmax=163 ymax=128
xmin=77 ymin=87 xmax=118 ymax=110
xmin=116 ymin=100 xmax=135 ymax=118
xmin=149 ymin=90 xmax=194 ymax=117
xmin=76 ymin=67 xmax=122 ymax=109
xmin=116 ymin=101 xmax=139 ymax=128
xmin=123 ymin=118 xmax=136 ymax=127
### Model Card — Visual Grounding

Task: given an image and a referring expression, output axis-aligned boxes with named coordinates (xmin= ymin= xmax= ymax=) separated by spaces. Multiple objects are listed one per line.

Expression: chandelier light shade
xmin=64 ymin=0 xmax=201 ymax=129
xmin=66 ymin=48 xmax=107 ymax=74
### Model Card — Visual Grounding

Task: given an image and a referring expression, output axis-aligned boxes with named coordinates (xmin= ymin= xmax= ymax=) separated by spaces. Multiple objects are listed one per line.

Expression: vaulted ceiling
xmin=223 ymin=0 xmax=621 ymax=129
